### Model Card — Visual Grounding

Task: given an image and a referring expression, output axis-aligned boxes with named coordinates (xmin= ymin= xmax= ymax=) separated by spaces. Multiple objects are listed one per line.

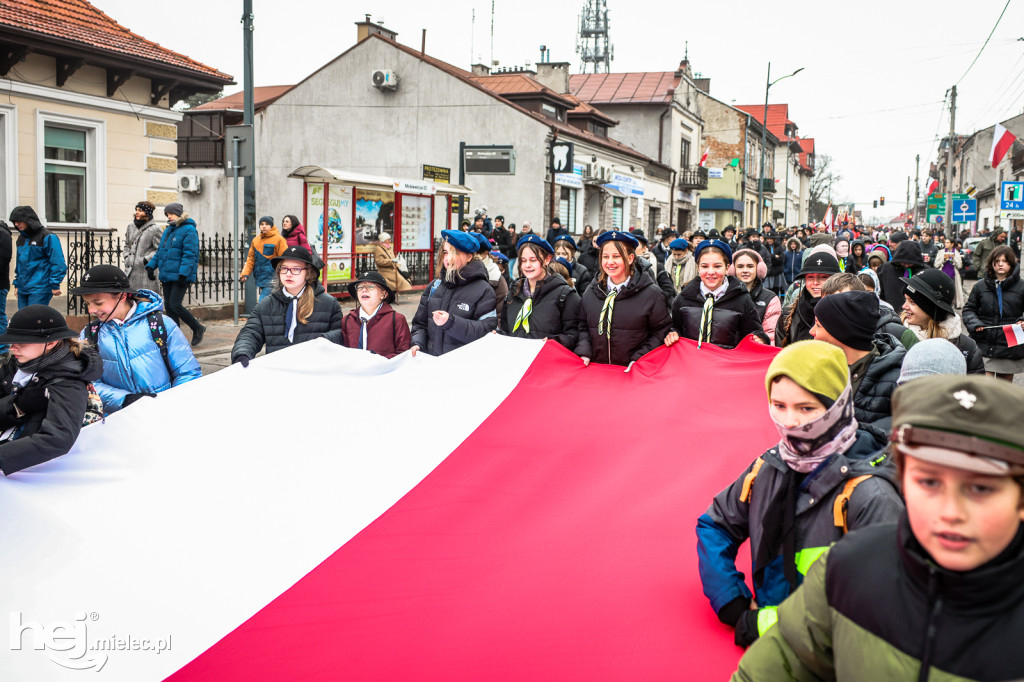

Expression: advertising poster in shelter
xmin=321 ymin=185 xmax=352 ymax=282
xmin=355 ymin=190 xmax=395 ymax=254
xmin=400 ymin=195 xmax=432 ymax=251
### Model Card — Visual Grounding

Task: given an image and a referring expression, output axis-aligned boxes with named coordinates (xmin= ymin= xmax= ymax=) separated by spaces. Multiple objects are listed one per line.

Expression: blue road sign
xmin=1002 ymin=181 xmax=1024 ymax=211
xmin=952 ymin=198 xmax=977 ymax=223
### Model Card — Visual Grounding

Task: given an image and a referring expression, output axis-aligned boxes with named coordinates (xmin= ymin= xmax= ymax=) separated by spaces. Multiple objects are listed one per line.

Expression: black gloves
xmin=716 ymin=595 xmax=751 ymax=626
xmin=14 ymin=383 xmax=49 ymax=415
xmin=233 ymin=355 xmax=250 ymax=368
xmin=734 ymin=609 xmax=761 ymax=648
xmin=177 ymin=275 xmax=188 ymax=284
xmin=146 ymin=267 xmax=156 ymax=281
xmin=122 ymin=392 xmax=156 ymax=407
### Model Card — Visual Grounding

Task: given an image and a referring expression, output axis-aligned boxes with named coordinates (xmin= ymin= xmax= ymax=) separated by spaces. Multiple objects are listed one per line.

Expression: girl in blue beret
xmin=410 ymin=230 xmax=497 ymax=356
xmin=575 ymin=231 xmax=672 ymax=367
xmin=665 ymin=238 xmax=697 ymax=294
xmin=498 ymin=236 xmax=581 ymax=349
xmin=665 ymin=240 xmax=766 ymax=349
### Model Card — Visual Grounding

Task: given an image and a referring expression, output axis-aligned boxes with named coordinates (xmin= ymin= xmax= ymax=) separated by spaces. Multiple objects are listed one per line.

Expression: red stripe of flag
xmin=991 ymin=123 xmax=1017 ymax=169
xmin=1003 ymin=323 xmax=1024 ymax=348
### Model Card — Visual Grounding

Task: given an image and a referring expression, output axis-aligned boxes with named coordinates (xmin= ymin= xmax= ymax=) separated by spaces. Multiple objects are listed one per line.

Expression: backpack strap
xmin=146 ymin=311 xmax=175 ymax=380
xmin=833 ymin=475 xmax=873 ymax=534
xmin=739 ymin=456 xmax=765 ymax=504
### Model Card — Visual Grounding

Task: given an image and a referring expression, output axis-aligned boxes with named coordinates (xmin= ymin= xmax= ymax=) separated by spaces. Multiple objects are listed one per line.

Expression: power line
xmin=955 ymin=0 xmax=1012 ymax=85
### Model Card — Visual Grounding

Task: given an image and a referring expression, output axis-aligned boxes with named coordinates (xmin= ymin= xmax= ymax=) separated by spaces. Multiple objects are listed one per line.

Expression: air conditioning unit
xmin=177 ymin=175 xmax=201 ymax=193
xmin=371 ymin=69 xmax=399 ymax=91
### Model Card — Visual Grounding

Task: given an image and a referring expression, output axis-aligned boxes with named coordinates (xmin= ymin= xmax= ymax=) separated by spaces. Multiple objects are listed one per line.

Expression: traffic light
xmin=880 ymin=196 xmax=885 ymax=206
xmin=873 ymin=200 xmax=878 ymax=208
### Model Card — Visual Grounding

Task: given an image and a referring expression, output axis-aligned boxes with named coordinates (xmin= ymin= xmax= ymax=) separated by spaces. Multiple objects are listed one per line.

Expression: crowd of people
xmin=2 ymin=202 xmax=1023 ymax=678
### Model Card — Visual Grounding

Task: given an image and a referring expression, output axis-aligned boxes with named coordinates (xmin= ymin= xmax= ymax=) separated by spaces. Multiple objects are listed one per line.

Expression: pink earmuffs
xmin=727 ymin=249 xmax=767 ymax=280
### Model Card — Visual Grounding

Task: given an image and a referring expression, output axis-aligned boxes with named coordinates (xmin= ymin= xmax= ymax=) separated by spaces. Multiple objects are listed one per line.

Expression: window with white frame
xmin=37 ymin=112 xmax=105 ymax=227
xmin=0 ymin=105 xmax=15 ymax=219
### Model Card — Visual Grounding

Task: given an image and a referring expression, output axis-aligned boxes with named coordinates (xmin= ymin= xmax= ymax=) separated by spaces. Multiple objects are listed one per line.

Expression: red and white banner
xmin=699 ymin=146 xmax=710 ymax=167
xmin=0 ymin=335 xmax=779 ymax=680
xmin=1004 ymin=323 xmax=1024 ymax=348
xmin=991 ymin=122 xmax=1017 ymax=169
xmin=822 ymin=204 xmax=834 ymax=232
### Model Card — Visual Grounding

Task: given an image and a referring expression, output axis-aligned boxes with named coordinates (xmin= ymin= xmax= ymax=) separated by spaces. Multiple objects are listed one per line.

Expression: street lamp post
xmin=757 ymin=63 xmax=804 ymax=230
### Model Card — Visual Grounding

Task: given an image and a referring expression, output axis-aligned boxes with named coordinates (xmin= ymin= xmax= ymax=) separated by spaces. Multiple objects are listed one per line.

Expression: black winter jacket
xmin=499 ymin=274 xmax=581 ymax=349
xmin=852 ymin=333 xmax=906 ymax=440
xmin=0 ymin=221 xmax=12 ymax=289
xmin=572 ymin=261 xmax=593 ymax=297
xmin=575 ymin=270 xmax=672 ymax=366
xmin=231 ymin=284 xmax=343 ymax=361
xmin=577 ymin=243 xmax=599 ymax=276
xmin=672 ymin=276 xmax=767 ymax=348
xmin=492 ymin=226 xmax=513 ymax=258
xmin=0 ymin=347 xmax=103 ymax=475
xmin=877 ymin=241 xmax=929 ymax=310
xmin=636 ymin=257 xmax=676 ymax=308
xmin=963 ymin=266 xmax=1024 ymax=360
xmin=765 ymin=244 xmax=785 ymax=278
xmin=411 ymin=260 xmax=497 ymax=356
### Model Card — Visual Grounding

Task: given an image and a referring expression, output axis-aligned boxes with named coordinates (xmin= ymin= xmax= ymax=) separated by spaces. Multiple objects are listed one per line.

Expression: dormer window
xmin=541 ymin=103 xmax=564 ymax=121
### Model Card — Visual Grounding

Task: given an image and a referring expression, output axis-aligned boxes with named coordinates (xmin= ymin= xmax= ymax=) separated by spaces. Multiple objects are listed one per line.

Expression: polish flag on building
xmin=991 ymin=122 xmax=1017 ymax=168
xmin=926 ymin=179 xmax=939 ymax=197
xmin=0 ymin=336 xmax=779 ymax=681
xmin=822 ymin=204 xmax=834 ymax=231
xmin=1004 ymin=323 xmax=1024 ymax=348
xmin=699 ymin=146 xmax=710 ymax=167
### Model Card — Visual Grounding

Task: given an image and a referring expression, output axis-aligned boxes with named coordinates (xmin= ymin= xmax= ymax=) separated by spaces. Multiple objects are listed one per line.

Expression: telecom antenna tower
xmin=576 ymin=0 xmax=613 ymax=73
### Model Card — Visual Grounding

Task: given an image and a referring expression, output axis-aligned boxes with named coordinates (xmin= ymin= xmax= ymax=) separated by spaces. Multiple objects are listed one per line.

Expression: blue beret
xmin=441 ymin=229 xmax=480 ymax=254
xmin=631 ymin=231 xmax=648 ymax=245
xmin=694 ymin=239 xmax=733 ymax=264
xmin=489 ymin=250 xmax=509 ymax=264
xmin=555 ymin=256 xmax=574 ymax=275
xmin=595 ymin=230 xmax=639 ymax=249
xmin=669 ymin=238 xmax=690 ymax=251
xmin=472 ymin=232 xmax=492 ymax=252
xmin=516 ymin=233 xmax=555 ymax=256
xmin=553 ymin=234 xmax=579 ymax=250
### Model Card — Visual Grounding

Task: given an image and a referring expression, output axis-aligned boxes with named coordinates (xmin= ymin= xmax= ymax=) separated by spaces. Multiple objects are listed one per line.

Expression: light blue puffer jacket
xmin=82 ymin=289 xmax=202 ymax=412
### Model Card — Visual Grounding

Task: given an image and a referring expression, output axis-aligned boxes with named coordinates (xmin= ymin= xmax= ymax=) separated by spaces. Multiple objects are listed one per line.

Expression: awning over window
xmin=288 ymin=166 xmax=473 ymax=196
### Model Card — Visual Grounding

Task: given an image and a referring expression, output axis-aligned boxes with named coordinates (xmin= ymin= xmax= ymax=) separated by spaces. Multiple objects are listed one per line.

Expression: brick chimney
xmin=355 ymin=14 xmax=398 ymax=43
xmin=535 ymin=61 xmax=570 ymax=94
xmin=471 ymin=63 xmax=491 ymax=77
xmin=694 ymin=77 xmax=710 ymax=94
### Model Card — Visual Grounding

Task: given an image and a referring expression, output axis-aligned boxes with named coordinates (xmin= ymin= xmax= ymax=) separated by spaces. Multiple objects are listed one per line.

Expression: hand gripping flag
xmin=0 ymin=335 xmax=780 ymax=681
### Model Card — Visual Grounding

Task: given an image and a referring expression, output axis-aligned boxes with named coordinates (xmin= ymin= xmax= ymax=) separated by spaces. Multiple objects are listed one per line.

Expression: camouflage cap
xmin=891 ymin=375 xmax=1024 ymax=475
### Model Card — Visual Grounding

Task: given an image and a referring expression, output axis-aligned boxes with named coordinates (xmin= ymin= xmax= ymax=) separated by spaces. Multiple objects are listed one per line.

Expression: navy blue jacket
xmin=150 ymin=216 xmax=199 ymax=283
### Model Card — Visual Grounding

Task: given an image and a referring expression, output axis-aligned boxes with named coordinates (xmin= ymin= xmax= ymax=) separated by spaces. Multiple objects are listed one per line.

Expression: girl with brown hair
xmin=231 ymin=245 xmax=343 ymax=366
xmin=575 ymin=231 xmax=671 ymax=367
xmin=499 ymin=235 xmax=580 ymax=349
xmin=963 ymin=244 xmax=1024 ymax=380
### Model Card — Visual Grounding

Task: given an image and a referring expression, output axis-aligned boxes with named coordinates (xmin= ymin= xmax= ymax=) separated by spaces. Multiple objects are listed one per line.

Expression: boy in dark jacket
xmin=339 ymin=272 xmax=411 ymax=358
xmin=10 ymin=206 xmax=66 ymax=308
xmin=736 ymin=375 xmax=1024 ymax=681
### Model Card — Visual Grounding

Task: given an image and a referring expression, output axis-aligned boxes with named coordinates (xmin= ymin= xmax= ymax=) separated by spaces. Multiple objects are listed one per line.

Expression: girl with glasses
xmin=231 ymin=246 xmax=343 ymax=367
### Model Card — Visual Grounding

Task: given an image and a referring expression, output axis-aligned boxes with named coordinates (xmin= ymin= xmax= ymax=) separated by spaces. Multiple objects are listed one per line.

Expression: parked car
xmin=961 ymin=236 xmax=984 ymax=279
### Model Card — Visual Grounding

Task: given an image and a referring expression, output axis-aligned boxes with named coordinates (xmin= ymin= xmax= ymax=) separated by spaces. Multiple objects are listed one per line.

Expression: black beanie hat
xmin=259 ymin=215 xmax=274 ymax=227
xmin=815 ymin=291 xmax=879 ymax=352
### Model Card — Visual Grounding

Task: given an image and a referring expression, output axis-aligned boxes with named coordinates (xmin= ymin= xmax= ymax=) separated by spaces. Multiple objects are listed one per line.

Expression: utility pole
xmin=906 ymin=176 xmax=910 ymax=216
xmin=943 ymin=85 xmax=956 ymax=239
xmin=242 ymin=0 xmax=256 ymax=313
xmin=914 ymin=154 xmax=920 ymax=225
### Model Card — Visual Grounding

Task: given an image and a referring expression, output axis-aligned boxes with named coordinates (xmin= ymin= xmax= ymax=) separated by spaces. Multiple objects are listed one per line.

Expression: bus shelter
xmin=288 ymin=166 xmax=473 ymax=290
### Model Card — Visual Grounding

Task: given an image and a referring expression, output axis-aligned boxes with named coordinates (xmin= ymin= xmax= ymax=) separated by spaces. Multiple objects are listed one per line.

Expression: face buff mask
xmin=772 ymin=383 xmax=859 ymax=473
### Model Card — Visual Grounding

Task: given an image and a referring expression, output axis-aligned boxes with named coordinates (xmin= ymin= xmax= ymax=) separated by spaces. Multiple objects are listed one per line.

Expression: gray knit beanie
xmin=897 ymin=338 xmax=967 ymax=386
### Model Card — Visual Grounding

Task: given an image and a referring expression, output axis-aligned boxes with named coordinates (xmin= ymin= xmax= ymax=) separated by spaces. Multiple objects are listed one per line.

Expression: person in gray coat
xmin=124 ymin=201 xmax=164 ymax=292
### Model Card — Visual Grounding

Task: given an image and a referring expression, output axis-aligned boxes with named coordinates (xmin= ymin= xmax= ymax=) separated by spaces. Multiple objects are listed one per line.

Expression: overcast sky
xmin=99 ymin=0 xmax=1024 ymax=223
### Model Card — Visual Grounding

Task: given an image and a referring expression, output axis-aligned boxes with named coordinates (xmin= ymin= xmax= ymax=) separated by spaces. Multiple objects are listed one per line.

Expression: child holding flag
xmin=963 ymin=245 xmax=1024 ymax=381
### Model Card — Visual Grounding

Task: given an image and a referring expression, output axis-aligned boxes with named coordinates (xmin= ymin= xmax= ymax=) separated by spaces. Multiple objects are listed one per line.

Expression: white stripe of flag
xmin=1003 ymin=323 xmax=1024 ymax=348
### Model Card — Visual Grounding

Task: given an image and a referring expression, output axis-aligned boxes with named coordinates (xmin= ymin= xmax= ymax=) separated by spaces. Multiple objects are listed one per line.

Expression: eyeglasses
xmin=355 ymin=284 xmax=379 ymax=293
xmin=279 ymin=267 xmax=307 ymax=275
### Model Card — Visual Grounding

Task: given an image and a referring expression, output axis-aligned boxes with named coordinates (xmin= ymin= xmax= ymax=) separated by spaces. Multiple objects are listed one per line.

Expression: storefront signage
xmin=707 ymin=167 xmax=724 ymax=179
xmin=555 ymin=163 xmax=584 ymax=189
xmin=422 ymin=165 xmax=451 ymax=183
xmin=393 ymin=179 xmax=436 ymax=195
xmin=607 ymin=172 xmax=644 ymax=198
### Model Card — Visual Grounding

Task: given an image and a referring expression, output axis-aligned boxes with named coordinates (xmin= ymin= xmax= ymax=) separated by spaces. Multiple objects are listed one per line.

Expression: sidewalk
xmin=193 ymin=292 xmax=423 ymax=376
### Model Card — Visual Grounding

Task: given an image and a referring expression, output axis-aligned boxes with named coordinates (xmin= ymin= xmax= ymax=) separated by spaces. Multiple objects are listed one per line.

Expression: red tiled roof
xmin=568 ymin=72 xmax=680 ymax=104
xmin=734 ymin=104 xmax=795 ymax=141
xmin=798 ymin=137 xmax=815 ymax=172
xmin=192 ymin=85 xmax=295 ymax=112
xmin=0 ymin=0 xmax=232 ymax=83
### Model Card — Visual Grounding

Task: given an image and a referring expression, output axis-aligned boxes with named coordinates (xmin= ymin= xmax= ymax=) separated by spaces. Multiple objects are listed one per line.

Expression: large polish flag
xmin=0 ymin=335 xmax=779 ymax=680
xmin=991 ymin=122 xmax=1017 ymax=168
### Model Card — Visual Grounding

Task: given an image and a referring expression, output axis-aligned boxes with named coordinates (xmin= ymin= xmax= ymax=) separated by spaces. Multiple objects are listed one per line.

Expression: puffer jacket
xmin=847 ymin=239 xmax=868 ymax=272
xmin=782 ymin=239 xmax=802 ymax=285
xmin=671 ymin=276 xmax=767 ymax=348
xmin=747 ymin=280 xmax=782 ymax=344
xmin=765 ymin=243 xmax=785 ymax=278
xmin=281 ymin=223 xmax=310 ymax=250
xmin=734 ymin=516 xmax=1024 ymax=682
xmin=971 ymin=226 xmax=1004 ymax=274
xmin=123 ymin=219 xmax=163 ymax=292
xmin=636 ymin=256 xmax=676 ymax=307
xmin=852 ymin=333 xmax=906 ymax=438
xmin=149 ymin=214 xmax=199 ymax=283
xmin=906 ymin=314 xmax=985 ymax=374
xmin=82 ymin=290 xmax=202 ymax=412
xmin=577 ymin=242 xmax=599 ymax=276
xmin=10 ymin=206 xmax=67 ymax=293
xmin=963 ymin=265 xmax=1024 ymax=360
xmin=410 ymin=260 xmax=497 ymax=356
xmin=241 ymin=228 xmax=288 ymax=288
xmin=0 ymin=346 xmax=103 ymax=475
xmin=697 ymin=434 xmax=902 ymax=641
xmin=339 ymin=303 xmax=411 ymax=359
xmin=572 ymin=261 xmax=593 ymax=297
xmin=575 ymin=269 xmax=671 ymax=366
xmin=499 ymin=274 xmax=581 ymax=349
xmin=0 ymin=221 xmax=11 ymax=290
xmin=231 ymin=284 xmax=343 ymax=360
